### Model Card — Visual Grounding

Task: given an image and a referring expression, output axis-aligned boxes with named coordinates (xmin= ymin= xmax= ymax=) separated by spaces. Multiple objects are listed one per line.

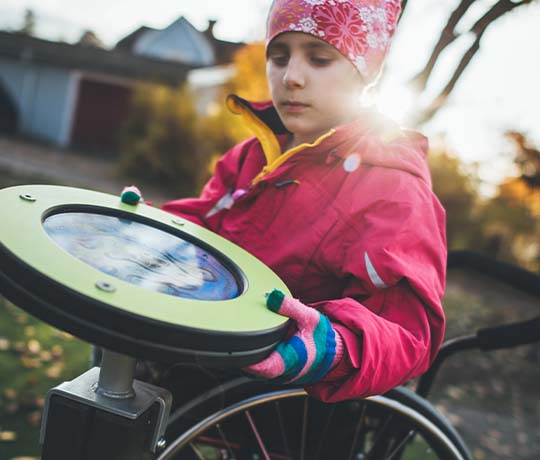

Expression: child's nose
xmin=282 ymin=58 xmax=306 ymax=88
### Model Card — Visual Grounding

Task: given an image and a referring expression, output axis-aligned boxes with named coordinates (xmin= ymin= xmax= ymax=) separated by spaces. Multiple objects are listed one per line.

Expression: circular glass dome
xmin=43 ymin=212 xmax=242 ymax=301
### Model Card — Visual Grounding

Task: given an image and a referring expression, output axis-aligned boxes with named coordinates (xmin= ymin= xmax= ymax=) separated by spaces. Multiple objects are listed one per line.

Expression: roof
xmin=135 ymin=17 xmax=215 ymax=66
xmin=115 ymin=26 xmax=157 ymax=52
xmin=115 ymin=17 xmax=215 ymax=67
xmin=115 ymin=17 xmax=245 ymax=67
xmin=0 ymin=31 xmax=193 ymax=86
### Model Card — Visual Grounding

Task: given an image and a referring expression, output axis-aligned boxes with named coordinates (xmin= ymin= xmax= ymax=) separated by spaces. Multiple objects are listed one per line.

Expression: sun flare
xmin=372 ymin=80 xmax=419 ymax=126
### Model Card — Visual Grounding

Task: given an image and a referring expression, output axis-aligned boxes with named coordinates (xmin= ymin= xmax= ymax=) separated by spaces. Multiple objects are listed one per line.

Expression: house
xmin=0 ymin=17 xmax=244 ymax=154
xmin=116 ymin=18 xmax=244 ymax=115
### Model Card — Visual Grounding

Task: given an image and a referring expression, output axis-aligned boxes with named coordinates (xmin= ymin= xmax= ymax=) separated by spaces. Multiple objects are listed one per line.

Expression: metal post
xmin=96 ymin=349 xmax=136 ymax=399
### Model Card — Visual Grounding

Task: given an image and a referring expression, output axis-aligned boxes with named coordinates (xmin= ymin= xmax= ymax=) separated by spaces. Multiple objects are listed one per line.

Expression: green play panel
xmin=0 ymin=185 xmax=290 ymax=366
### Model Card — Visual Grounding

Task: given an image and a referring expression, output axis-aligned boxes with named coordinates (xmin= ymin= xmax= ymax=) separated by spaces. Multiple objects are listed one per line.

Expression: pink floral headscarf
xmin=267 ymin=0 xmax=402 ymax=83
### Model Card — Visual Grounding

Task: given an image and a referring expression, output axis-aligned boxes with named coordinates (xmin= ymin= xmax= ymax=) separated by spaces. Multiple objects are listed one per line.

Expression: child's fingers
xmin=244 ymin=350 xmax=285 ymax=378
xmin=269 ymin=295 xmax=319 ymax=329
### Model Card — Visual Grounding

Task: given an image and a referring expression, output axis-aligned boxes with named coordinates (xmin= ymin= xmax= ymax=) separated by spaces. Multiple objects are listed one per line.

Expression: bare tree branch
xmin=399 ymin=0 xmax=409 ymax=22
xmin=412 ymin=0 xmax=535 ymax=126
xmin=409 ymin=0 xmax=477 ymax=92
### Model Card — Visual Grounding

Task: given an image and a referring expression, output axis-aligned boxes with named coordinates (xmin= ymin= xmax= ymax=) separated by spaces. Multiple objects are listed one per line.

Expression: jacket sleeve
xmin=161 ymin=139 xmax=251 ymax=227
xmin=307 ymin=192 xmax=447 ymax=402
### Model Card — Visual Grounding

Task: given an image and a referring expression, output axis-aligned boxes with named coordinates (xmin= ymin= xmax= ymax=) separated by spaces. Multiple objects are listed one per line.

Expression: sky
xmin=1 ymin=0 xmax=540 ymax=195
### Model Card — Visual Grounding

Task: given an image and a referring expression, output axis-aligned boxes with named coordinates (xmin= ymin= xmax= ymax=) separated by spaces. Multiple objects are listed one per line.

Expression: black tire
xmin=158 ymin=388 xmax=468 ymax=460
xmin=386 ymin=386 xmax=472 ymax=460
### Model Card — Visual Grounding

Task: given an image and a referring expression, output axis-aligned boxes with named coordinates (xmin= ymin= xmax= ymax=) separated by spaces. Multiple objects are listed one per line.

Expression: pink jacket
xmin=162 ymin=97 xmax=447 ymax=402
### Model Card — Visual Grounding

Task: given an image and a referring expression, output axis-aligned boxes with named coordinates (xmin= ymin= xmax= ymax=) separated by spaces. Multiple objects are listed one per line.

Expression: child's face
xmin=266 ymin=32 xmax=365 ymax=146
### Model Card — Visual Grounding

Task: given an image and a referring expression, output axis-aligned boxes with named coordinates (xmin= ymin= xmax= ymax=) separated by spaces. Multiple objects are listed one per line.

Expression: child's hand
xmin=244 ymin=290 xmax=343 ymax=385
xmin=120 ymin=185 xmax=144 ymax=205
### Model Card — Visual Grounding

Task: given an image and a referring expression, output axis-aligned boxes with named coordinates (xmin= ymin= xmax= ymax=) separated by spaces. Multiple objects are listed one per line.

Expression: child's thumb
xmin=267 ymin=290 xmax=317 ymax=327
xmin=121 ymin=185 xmax=143 ymax=205
xmin=266 ymin=289 xmax=286 ymax=312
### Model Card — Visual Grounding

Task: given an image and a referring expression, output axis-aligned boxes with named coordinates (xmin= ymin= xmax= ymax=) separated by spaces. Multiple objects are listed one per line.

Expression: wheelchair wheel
xmin=157 ymin=388 xmax=467 ymax=460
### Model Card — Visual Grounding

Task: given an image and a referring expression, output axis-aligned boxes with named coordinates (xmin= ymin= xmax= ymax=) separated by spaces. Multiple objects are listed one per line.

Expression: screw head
xmin=172 ymin=218 xmax=185 ymax=227
xmin=19 ymin=193 xmax=36 ymax=202
xmin=95 ymin=281 xmax=116 ymax=293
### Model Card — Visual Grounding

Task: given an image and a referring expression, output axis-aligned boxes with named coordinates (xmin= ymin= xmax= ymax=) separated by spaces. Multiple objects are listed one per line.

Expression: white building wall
xmin=0 ymin=58 xmax=78 ymax=146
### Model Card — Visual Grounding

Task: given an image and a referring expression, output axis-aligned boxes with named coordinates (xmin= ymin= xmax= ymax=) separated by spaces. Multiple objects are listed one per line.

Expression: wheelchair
xmin=1 ymin=185 xmax=538 ymax=460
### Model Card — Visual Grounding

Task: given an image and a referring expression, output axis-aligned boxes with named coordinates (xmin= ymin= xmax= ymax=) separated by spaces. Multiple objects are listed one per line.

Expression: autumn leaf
xmin=4 ymin=388 xmax=17 ymax=400
xmin=27 ymin=410 xmax=42 ymax=427
xmin=27 ymin=339 xmax=41 ymax=354
xmin=50 ymin=344 xmax=63 ymax=358
xmin=0 ymin=337 xmax=9 ymax=350
xmin=0 ymin=430 xmax=17 ymax=441
xmin=45 ymin=363 xmax=63 ymax=378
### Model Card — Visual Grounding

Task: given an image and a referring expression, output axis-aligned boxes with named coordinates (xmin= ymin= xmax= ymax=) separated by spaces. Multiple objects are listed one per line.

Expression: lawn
xmin=0 ymin=296 xmax=91 ymax=459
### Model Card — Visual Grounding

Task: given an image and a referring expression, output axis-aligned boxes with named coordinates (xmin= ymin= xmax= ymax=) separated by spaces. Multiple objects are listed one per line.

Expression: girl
xmin=131 ymin=0 xmax=447 ymax=402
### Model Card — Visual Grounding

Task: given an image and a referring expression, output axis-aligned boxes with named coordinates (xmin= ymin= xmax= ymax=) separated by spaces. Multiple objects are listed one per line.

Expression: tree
xmin=428 ymin=139 xmax=539 ymax=269
xmin=78 ymin=30 xmax=105 ymax=48
xmin=506 ymin=131 xmax=540 ymax=193
xmin=195 ymin=41 xmax=272 ymax=173
xmin=500 ymin=131 xmax=540 ymax=270
xmin=477 ymin=178 xmax=539 ymax=269
xmin=226 ymin=42 xmax=270 ymax=102
xmin=19 ymin=9 xmax=36 ymax=36
xmin=394 ymin=2 xmax=540 ymax=269
xmin=428 ymin=139 xmax=487 ymax=250
xmin=118 ymin=84 xmax=205 ymax=196
xmin=401 ymin=0 xmax=537 ymax=126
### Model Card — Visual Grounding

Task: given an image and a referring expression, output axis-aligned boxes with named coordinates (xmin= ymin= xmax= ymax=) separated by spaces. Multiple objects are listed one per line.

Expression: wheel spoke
xmin=275 ymin=401 xmax=293 ymax=460
xmin=189 ymin=442 xmax=206 ymax=460
xmin=384 ymin=430 xmax=417 ymax=460
xmin=245 ymin=409 xmax=271 ymax=460
xmin=300 ymin=397 xmax=309 ymax=460
xmin=347 ymin=401 xmax=368 ymax=460
xmin=366 ymin=413 xmax=395 ymax=459
xmin=313 ymin=404 xmax=336 ymax=460
xmin=215 ymin=423 xmax=236 ymax=460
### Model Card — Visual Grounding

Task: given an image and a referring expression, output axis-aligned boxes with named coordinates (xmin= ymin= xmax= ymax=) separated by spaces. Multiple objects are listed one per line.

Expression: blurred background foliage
xmin=117 ymin=42 xmax=270 ymax=196
xmin=118 ymin=84 xmax=205 ymax=197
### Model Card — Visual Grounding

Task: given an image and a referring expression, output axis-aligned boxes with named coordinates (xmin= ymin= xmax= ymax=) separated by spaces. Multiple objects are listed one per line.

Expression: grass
xmin=0 ymin=296 xmax=91 ymax=459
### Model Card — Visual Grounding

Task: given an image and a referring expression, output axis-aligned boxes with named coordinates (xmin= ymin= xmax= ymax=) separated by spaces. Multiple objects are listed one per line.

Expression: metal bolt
xmin=95 ymin=281 xmax=116 ymax=293
xmin=156 ymin=438 xmax=167 ymax=451
xmin=172 ymin=218 xmax=185 ymax=227
xmin=19 ymin=193 xmax=36 ymax=202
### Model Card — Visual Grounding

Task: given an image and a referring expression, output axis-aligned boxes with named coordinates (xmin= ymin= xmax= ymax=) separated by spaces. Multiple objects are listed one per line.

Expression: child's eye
xmin=269 ymin=54 xmax=289 ymax=66
xmin=310 ymin=56 xmax=333 ymax=66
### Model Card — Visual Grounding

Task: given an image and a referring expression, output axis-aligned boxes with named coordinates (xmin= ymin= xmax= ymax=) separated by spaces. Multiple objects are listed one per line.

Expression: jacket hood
xmin=227 ymin=95 xmax=432 ymax=187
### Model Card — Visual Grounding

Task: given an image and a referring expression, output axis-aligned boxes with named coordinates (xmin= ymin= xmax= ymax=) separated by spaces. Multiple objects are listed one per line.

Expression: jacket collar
xmin=227 ymin=95 xmax=369 ymax=172
xmin=227 ymin=94 xmax=430 ymax=185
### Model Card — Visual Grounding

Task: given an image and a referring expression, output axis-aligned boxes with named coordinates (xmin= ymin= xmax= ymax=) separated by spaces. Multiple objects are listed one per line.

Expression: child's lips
xmin=282 ymin=101 xmax=310 ymax=112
